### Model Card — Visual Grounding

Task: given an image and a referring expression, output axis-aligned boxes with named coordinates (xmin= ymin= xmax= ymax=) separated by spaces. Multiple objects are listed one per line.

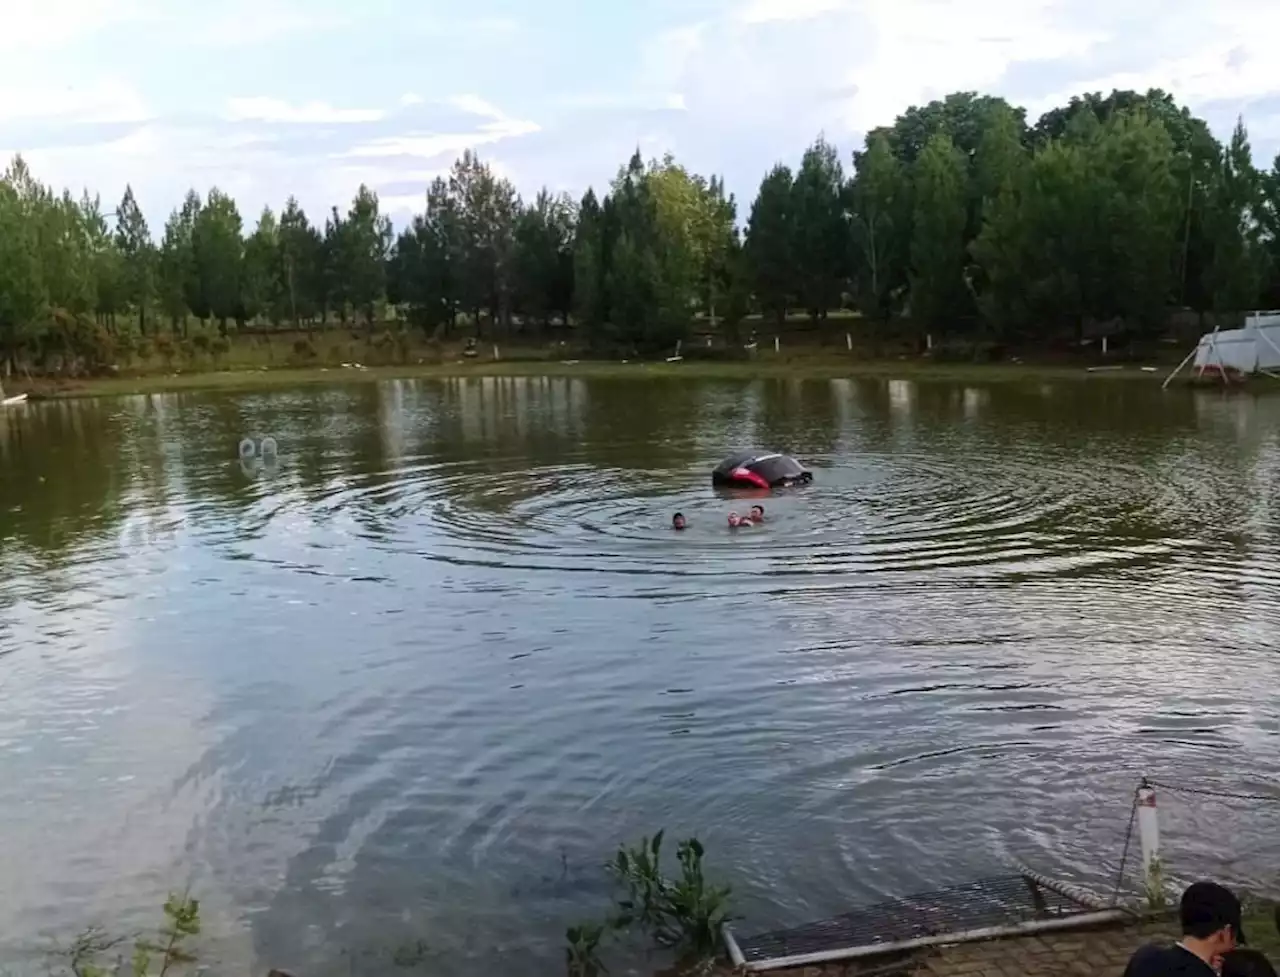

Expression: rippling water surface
xmin=3 ymin=377 xmax=1280 ymax=975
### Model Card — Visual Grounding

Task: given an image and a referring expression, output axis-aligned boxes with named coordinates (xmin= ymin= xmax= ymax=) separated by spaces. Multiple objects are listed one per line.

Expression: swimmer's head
xmin=672 ymin=512 xmax=686 ymax=530
xmin=728 ymin=512 xmax=741 ymax=527
xmin=750 ymin=504 xmax=764 ymax=522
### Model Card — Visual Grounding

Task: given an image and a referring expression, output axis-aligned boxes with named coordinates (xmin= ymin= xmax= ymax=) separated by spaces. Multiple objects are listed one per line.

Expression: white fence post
xmin=1136 ymin=779 xmax=1164 ymax=907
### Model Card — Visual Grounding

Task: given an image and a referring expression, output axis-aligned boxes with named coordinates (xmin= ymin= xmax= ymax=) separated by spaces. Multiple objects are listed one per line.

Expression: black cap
xmin=1181 ymin=881 xmax=1246 ymax=945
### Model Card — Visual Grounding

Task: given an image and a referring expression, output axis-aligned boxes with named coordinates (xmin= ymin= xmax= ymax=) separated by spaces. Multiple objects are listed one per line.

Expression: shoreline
xmin=7 ymin=356 xmax=1187 ymax=400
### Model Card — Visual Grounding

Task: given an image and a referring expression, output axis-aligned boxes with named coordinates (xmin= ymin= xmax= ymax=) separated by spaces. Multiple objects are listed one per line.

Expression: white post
xmin=846 ymin=332 xmax=852 ymax=351
xmin=1102 ymin=335 xmax=1109 ymax=356
xmin=927 ymin=333 xmax=933 ymax=352
xmin=774 ymin=336 xmax=780 ymax=353
xmin=706 ymin=335 xmax=712 ymax=347
xmin=1136 ymin=780 xmax=1164 ymax=907
xmin=1162 ymin=343 xmax=1199 ymax=389
xmin=493 ymin=344 xmax=500 ymax=360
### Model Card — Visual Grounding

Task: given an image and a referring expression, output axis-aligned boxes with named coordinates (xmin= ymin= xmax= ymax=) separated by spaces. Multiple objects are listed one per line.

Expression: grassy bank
xmin=7 ymin=337 xmax=1188 ymax=401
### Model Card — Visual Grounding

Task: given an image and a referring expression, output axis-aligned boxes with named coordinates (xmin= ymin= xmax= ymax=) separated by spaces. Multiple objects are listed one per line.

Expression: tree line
xmin=3 ymin=86 xmax=1280 ymax=373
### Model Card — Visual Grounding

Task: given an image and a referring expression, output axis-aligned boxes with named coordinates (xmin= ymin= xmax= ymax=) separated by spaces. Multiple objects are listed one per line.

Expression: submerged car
xmin=711 ymin=451 xmax=812 ymax=489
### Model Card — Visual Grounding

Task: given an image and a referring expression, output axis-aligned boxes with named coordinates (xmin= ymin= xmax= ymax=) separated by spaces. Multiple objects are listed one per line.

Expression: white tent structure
xmin=1164 ymin=312 xmax=1280 ymax=387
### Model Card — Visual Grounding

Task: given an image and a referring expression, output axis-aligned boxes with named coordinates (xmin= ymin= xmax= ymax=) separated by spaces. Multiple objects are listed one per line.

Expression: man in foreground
xmin=1123 ymin=881 xmax=1246 ymax=976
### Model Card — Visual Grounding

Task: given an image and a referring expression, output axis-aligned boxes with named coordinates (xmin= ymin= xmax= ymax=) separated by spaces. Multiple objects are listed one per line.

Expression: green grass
xmin=1241 ymin=898 xmax=1280 ymax=958
xmin=15 ymin=350 xmax=1183 ymax=400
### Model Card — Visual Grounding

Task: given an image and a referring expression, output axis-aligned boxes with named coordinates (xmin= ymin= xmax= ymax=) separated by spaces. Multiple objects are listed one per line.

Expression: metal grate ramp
xmin=729 ymin=873 xmax=1116 ymax=969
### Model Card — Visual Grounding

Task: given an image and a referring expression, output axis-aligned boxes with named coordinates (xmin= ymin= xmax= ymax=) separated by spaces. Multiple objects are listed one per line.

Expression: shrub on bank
xmin=59 ymin=894 xmax=200 ymax=977
xmin=567 ymin=830 xmax=734 ymax=976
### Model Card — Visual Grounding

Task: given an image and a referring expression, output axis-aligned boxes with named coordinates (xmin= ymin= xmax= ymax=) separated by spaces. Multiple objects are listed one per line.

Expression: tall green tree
xmin=871 ymin=92 xmax=1026 ymax=165
xmin=338 ymin=185 xmax=392 ymax=328
xmin=572 ymin=188 xmax=607 ymax=342
xmin=448 ymin=151 xmax=520 ymax=334
xmin=1260 ymin=155 xmax=1280 ymax=308
xmin=513 ymin=189 xmax=576 ymax=329
xmin=115 ymin=185 xmax=155 ymax=335
xmin=849 ymin=134 xmax=908 ymax=321
xmin=192 ymin=188 xmax=244 ymax=332
xmin=81 ymin=192 xmax=122 ymax=329
xmin=278 ymin=197 xmax=323 ymax=327
xmin=0 ymin=165 xmax=45 ymax=374
xmin=909 ymin=132 xmax=969 ymax=328
xmin=791 ymin=136 xmax=847 ymax=329
xmin=1200 ymin=118 xmax=1264 ymax=314
xmin=744 ymin=165 xmax=795 ymax=326
xmin=241 ymin=207 xmax=284 ymax=324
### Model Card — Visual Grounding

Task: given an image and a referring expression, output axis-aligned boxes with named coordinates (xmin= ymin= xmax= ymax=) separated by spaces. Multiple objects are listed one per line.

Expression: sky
xmin=2 ymin=0 xmax=1279 ymax=232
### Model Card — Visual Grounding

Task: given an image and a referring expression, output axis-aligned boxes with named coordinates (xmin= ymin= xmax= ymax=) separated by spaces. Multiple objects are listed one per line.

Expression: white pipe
xmin=735 ymin=909 xmax=1130 ymax=972
xmin=774 ymin=336 xmax=780 ymax=353
xmin=1137 ymin=782 xmax=1160 ymax=901
xmin=846 ymin=332 xmax=853 ymax=350
xmin=1102 ymin=335 xmax=1109 ymax=356
xmin=723 ymin=924 xmax=746 ymax=969
xmin=1163 ymin=344 xmax=1198 ymax=389
xmin=493 ymin=344 xmax=500 ymax=360
xmin=927 ymin=333 xmax=933 ymax=351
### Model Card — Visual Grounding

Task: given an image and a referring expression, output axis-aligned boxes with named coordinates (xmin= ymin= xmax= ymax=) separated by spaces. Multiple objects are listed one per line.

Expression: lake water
xmin=2 ymin=376 xmax=1280 ymax=976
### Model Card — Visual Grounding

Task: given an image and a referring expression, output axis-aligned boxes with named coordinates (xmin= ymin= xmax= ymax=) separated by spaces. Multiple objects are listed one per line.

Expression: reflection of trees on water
xmin=1 ymin=400 xmax=141 ymax=562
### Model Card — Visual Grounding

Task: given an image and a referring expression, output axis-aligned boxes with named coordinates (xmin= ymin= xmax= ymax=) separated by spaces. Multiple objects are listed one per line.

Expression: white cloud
xmin=835 ymin=0 xmax=1106 ymax=133
xmin=1026 ymin=3 xmax=1280 ymax=119
xmin=400 ymin=93 xmax=425 ymax=107
xmin=0 ymin=0 xmax=154 ymax=50
xmin=0 ymin=78 xmax=150 ymax=124
xmin=343 ymin=97 xmax=539 ymax=160
xmin=446 ymin=94 xmax=506 ymax=120
xmin=224 ymin=97 xmax=386 ymax=124
xmin=410 ymin=14 xmax=521 ymax=37
xmin=187 ymin=0 xmax=350 ymax=46
xmin=738 ymin=0 xmax=848 ymax=24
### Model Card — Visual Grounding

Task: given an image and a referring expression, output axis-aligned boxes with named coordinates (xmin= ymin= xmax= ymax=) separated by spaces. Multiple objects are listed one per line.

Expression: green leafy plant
xmin=565 ymin=921 xmax=608 ymax=977
xmin=63 ymin=894 xmax=201 ymax=977
xmin=612 ymin=832 xmax=733 ymax=959
xmin=563 ymin=830 xmax=734 ymax=975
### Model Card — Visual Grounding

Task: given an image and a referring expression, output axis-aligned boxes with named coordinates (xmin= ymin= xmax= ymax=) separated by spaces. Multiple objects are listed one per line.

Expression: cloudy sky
xmin=2 ymin=0 xmax=1278 ymax=231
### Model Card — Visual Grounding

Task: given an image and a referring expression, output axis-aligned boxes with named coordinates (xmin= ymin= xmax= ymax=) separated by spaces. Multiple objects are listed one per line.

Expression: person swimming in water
xmin=728 ymin=511 xmax=751 ymax=528
xmin=749 ymin=504 xmax=764 ymax=523
xmin=672 ymin=512 xmax=687 ymax=530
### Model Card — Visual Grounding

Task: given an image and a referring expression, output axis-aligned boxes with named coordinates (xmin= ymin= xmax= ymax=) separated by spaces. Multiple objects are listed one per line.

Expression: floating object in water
xmin=2 ymin=393 xmax=28 ymax=407
xmin=239 ymin=437 xmax=279 ymax=460
xmin=712 ymin=451 xmax=812 ymax=489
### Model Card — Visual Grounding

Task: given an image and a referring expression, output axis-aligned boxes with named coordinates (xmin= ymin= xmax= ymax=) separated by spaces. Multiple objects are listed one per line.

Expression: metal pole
xmin=729 ymin=910 xmax=1130 ymax=973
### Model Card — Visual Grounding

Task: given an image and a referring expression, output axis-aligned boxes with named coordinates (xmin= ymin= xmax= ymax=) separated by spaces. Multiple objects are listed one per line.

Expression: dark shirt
xmin=1123 ymin=944 xmax=1216 ymax=977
